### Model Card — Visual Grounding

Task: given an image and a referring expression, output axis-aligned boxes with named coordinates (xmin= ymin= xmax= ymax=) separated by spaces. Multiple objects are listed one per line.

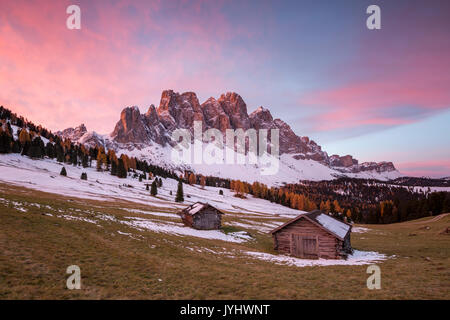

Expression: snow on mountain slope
xmin=0 ymin=154 xmax=303 ymax=217
xmin=9 ymin=119 xmax=402 ymax=185
xmin=114 ymin=141 xmax=401 ymax=184
xmin=56 ymin=90 xmax=402 ymax=184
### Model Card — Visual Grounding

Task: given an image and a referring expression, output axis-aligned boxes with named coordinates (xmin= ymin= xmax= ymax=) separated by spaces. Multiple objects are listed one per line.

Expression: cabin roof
xmin=180 ymin=202 xmax=224 ymax=216
xmin=270 ymin=210 xmax=351 ymax=240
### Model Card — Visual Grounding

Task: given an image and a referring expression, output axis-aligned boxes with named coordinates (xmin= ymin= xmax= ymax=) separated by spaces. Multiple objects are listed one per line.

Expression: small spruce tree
xmin=175 ymin=179 xmax=184 ymax=202
xmin=82 ymin=155 xmax=89 ymax=168
xmin=117 ymin=158 xmax=127 ymax=178
xmin=60 ymin=167 xmax=67 ymax=176
xmin=151 ymin=180 xmax=158 ymax=196
xmin=81 ymin=172 xmax=87 ymax=180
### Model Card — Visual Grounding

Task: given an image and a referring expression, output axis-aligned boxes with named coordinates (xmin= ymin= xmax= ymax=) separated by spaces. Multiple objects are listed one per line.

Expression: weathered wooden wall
xmin=192 ymin=207 xmax=222 ymax=230
xmin=272 ymin=218 xmax=343 ymax=259
xmin=181 ymin=213 xmax=194 ymax=227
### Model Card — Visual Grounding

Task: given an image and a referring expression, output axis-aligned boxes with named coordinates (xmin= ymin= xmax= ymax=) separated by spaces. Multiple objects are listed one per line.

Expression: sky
xmin=0 ymin=0 xmax=449 ymax=177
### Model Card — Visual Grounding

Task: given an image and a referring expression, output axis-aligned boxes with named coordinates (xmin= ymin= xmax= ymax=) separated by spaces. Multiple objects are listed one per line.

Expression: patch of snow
xmin=244 ymin=250 xmax=389 ymax=267
xmin=60 ymin=215 xmax=98 ymax=225
xmin=121 ymin=217 xmax=250 ymax=243
xmin=352 ymin=227 xmax=370 ymax=233
xmin=122 ymin=208 xmax=178 ymax=219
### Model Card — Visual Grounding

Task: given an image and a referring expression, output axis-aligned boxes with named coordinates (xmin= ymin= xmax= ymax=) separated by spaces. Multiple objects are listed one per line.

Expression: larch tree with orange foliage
xmin=188 ymin=173 xmax=196 ymax=185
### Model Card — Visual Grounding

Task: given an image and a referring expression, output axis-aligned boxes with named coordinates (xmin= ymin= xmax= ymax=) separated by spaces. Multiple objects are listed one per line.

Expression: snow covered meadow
xmin=0 ymin=153 xmax=390 ymax=267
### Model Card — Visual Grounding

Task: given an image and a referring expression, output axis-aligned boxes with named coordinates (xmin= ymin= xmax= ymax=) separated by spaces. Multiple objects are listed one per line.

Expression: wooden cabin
xmin=270 ymin=210 xmax=352 ymax=259
xmin=178 ymin=202 xmax=224 ymax=230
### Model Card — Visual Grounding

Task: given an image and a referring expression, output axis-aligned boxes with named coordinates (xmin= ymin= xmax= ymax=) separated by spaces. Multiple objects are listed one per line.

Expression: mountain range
xmin=56 ymin=90 xmax=400 ymax=184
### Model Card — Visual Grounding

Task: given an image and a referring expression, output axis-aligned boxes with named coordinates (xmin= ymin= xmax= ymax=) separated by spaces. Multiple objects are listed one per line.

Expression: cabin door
xmin=291 ymin=234 xmax=318 ymax=259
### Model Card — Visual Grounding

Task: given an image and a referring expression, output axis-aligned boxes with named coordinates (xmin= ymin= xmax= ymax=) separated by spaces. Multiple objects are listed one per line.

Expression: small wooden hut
xmin=178 ymin=202 xmax=224 ymax=230
xmin=270 ymin=210 xmax=352 ymax=259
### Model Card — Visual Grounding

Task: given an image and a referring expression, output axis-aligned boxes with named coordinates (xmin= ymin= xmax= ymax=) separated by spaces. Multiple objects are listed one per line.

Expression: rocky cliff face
xmin=157 ymin=90 xmax=205 ymax=133
xmin=56 ymin=124 xmax=87 ymax=142
xmin=111 ymin=105 xmax=168 ymax=146
xmin=217 ymin=92 xmax=251 ymax=130
xmin=201 ymin=97 xmax=232 ymax=133
xmin=57 ymin=89 xmax=398 ymax=176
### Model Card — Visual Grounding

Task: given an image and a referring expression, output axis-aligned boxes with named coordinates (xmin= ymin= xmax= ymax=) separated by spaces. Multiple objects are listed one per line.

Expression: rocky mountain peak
xmin=201 ymin=97 xmax=231 ymax=133
xmin=56 ymin=123 xmax=87 ymax=142
xmin=157 ymin=90 xmax=204 ymax=132
xmin=110 ymin=106 xmax=148 ymax=144
xmin=57 ymin=89 xmax=398 ymax=177
xmin=249 ymin=106 xmax=273 ymax=124
xmin=217 ymin=92 xmax=250 ymax=130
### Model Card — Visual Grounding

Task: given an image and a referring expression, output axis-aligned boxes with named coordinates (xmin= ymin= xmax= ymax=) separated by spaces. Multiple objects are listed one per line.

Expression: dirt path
xmin=408 ymin=213 xmax=449 ymax=224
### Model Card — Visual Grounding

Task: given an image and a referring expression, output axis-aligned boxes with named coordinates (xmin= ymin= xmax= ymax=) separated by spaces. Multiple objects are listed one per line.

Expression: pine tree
xmin=151 ymin=180 xmax=158 ymax=196
xmin=117 ymin=158 xmax=127 ymax=178
xmin=21 ymin=140 xmax=30 ymax=156
xmin=60 ymin=167 xmax=67 ymax=176
xmin=219 ymin=189 xmax=224 ymax=195
xmin=82 ymin=154 xmax=89 ymax=168
xmin=111 ymin=160 xmax=118 ymax=176
xmin=28 ymin=136 xmax=44 ymax=159
xmin=120 ymin=154 xmax=129 ymax=172
xmin=12 ymin=139 xmax=21 ymax=153
xmin=0 ymin=130 xmax=12 ymax=153
xmin=175 ymin=179 xmax=184 ymax=202
xmin=81 ymin=172 xmax=87 ymax=180
xmin=56 ymin=143 xmax=64 ymax=162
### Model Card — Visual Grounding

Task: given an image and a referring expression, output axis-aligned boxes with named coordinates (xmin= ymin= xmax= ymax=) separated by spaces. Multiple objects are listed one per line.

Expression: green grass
xmin=0 ymin=183 xmax=449 ymax=299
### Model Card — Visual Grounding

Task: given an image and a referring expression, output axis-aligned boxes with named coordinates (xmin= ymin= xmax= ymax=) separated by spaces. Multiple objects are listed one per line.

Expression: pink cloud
xmin=397 ymin=160 xmax=450 ymax=178
xmin=298 ymin=5 xmax=450 ymax=134
xmin=0 ymin=0 xmax=259 ymax=133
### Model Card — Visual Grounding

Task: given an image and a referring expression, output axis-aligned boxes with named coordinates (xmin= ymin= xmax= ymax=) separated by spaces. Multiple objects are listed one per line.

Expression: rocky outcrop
xmin=201 ymin=97 xmax=231 ymax=133
xmin=249 ymin=107 xmax=328 ymax=161
xmin=111 ymin=105 xmax=169 ymax=145
xmin=157 ymin=90 xmax=205 ymax=133
xmin=330 ymin=155 xmax=358 ymax=168
xmin=111 ymin=106 xmax=147 ymax=144
xmin=56 ymin=124 xmax=87 ymax=142
xmin=359 ymin=161 xmax=396 ymax=173
xmin=217 ymin=92 xmax=250 ymax=130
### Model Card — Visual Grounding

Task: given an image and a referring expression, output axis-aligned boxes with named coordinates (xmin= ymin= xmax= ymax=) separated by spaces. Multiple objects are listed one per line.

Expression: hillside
xmin=0 ymin=179 xmax=448 ymax=299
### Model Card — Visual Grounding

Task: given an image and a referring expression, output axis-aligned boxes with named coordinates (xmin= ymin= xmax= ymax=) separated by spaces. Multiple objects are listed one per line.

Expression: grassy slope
xmin=0 ymin=183 xmax=448 ymax=299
